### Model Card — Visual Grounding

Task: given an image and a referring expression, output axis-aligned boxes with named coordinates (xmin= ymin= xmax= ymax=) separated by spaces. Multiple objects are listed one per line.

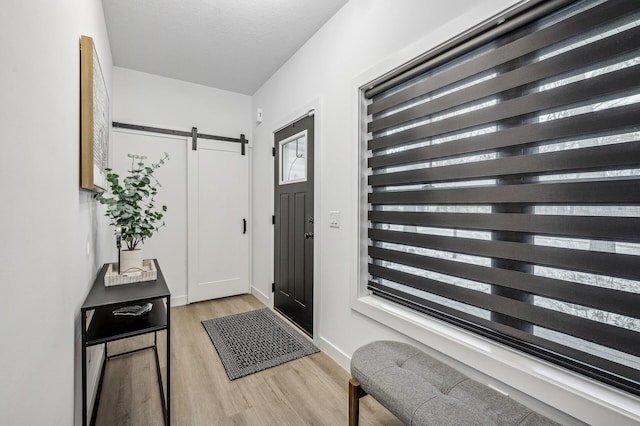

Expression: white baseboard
xmin=316 ymin=335 xmax=351 ymax=373
xmin=75 ymin=338 xmax=104 ymax=425
xmin=251 ymin=285 xmax=271 ymax=307
xmin=170 ymin=294 xmax=187 ymax=307
xmin=87 ymin=346 xmax=104 ymax=415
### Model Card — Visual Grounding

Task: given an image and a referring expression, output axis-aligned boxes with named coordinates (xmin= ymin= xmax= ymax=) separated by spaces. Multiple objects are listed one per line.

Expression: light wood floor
xmin=94 ymin=294 xmax=402 ymax=425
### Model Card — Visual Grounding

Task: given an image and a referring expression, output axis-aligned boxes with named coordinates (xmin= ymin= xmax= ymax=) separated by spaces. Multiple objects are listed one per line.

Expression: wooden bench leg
xmin=349 ymin=378 xmax=367 ymax=426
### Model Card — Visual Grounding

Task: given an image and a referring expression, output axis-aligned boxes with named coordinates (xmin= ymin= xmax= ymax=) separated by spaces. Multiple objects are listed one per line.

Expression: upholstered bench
xmin=349 ymin=341 xmax=559 ymax=426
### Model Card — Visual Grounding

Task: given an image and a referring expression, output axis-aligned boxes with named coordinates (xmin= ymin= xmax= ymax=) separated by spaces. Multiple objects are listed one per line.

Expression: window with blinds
xmin=363 ymin=0 xmax=640 ymax=395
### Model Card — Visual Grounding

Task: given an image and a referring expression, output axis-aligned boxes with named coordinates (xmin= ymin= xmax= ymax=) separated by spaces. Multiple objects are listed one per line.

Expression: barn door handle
xmin=243 ymin=218 xmax=247 ymax=234
xmin=304 ymin=232 xmax=314 ymax=239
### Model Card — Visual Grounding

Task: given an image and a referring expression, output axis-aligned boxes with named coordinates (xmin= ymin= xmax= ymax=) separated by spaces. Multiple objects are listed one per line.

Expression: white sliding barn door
xmin=188 ymin=138 xmax=249 ymax=303
xmin=110 ymin=129 xmax=250 ymax=305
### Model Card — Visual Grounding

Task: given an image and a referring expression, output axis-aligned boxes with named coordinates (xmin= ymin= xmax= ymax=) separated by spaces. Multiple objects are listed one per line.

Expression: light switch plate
xmin=329 ymin=211 xmax=340 ymax=228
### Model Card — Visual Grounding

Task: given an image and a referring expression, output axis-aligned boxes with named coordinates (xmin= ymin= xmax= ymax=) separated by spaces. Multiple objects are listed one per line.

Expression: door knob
xmin=304 ymin=232 xmax=314 ymax=239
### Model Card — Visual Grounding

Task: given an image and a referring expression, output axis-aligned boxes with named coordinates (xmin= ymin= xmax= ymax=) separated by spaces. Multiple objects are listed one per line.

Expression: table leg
xmin=81 ymin=311 xmax=87 ymax=426
xmin=166 ymin=296 xmax=171 ymax=425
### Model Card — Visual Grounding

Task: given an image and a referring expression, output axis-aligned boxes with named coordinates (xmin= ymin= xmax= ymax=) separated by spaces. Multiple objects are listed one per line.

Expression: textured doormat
xmin=202 ymin=308 xmax=319 ymax=380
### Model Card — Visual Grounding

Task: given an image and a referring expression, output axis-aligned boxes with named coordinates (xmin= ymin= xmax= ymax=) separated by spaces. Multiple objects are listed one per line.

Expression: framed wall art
xmin=80 ymin=35 xmax=109 ymax=191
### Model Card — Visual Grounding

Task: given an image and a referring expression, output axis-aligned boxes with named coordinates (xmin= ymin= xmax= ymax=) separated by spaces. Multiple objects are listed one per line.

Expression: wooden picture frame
xmin=80 ymin=35 xmax=109 ymax=191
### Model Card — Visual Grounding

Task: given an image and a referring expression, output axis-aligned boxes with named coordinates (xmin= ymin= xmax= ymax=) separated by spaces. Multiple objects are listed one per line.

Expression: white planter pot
xmin=119 ymin=249 xmax=143 ymax=274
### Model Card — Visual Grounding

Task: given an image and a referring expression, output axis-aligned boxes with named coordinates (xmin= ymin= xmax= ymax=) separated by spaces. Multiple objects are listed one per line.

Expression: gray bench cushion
xmin=351 ymin=341 xmax=559 ymax=426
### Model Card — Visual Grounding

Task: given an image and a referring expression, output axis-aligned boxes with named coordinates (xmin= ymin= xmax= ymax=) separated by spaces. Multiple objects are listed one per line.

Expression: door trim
xmin=274 ymin=115 xmax=314 ymax=335
xmin=271 ymin=99 xmax=322 ymax=339
xmin=273 ymin=109 xmax=315 ymax=134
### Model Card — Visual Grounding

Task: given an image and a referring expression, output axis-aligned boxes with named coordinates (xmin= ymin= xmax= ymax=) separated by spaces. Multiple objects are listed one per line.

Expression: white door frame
xmin=271 ymin=98 xmax=322 ymax=338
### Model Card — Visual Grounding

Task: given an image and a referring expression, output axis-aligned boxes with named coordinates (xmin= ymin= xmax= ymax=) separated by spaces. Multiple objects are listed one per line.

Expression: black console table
xmin=81 ymin=259 xmax=170 ymax=425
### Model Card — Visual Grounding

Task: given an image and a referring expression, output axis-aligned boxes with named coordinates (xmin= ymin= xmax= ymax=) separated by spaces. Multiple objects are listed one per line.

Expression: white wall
xmin=112 ymin=67 xmax=253 ymax=304
xmin=0 ymin=0 xmax=113 ymax=424
xmin=113 ymin=67 xmax=252 ymax=140
xmin=251 ymin=0 xmax=640 ymax=425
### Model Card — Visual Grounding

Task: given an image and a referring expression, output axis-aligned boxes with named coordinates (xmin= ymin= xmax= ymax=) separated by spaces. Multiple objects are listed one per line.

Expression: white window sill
xmin=351 ymin=294 xmax=640 ymax=425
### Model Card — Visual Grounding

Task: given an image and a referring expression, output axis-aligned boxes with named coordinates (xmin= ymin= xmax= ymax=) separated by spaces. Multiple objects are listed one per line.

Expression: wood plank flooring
xmin=94 ymin=294 xmax=402 ymax=425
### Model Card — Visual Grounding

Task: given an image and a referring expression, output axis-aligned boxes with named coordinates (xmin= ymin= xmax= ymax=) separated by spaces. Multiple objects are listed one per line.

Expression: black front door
xmin=274 ymin=114 xmax=314 ymax=336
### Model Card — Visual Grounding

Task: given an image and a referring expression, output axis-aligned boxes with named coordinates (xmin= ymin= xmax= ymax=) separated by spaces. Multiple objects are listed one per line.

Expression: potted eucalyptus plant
xmin=94 ymin=152 xmax=169 ymax=274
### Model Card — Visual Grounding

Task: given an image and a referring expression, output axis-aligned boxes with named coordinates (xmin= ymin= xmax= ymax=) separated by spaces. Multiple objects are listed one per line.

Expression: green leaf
xmin=94 ymin=152 xmax=169 ymax=243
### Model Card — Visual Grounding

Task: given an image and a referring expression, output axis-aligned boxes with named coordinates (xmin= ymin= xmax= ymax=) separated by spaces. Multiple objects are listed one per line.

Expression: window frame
xmin=278 ymin=129 xmax=308 ymax=185
xmin=353 ymin=0 xmax=640 ymax=421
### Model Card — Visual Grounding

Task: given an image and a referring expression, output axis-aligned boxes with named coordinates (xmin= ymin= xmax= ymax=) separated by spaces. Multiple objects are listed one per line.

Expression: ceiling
xmin=102 ymin=0 xmax=349 ymax=95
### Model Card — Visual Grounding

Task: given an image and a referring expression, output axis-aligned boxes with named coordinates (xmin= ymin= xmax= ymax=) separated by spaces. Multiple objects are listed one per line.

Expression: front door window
xmin=280 ymin=131 xmax=307 ymax=184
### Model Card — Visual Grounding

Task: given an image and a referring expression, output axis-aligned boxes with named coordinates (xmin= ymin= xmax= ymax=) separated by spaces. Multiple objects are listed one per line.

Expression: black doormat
xmin=202 ymin=308 xmax=319 ymax=380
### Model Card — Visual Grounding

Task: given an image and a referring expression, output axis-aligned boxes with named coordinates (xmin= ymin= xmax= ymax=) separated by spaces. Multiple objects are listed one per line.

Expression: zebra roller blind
xmin=364 ymin=0 xmax=640 ymax=395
